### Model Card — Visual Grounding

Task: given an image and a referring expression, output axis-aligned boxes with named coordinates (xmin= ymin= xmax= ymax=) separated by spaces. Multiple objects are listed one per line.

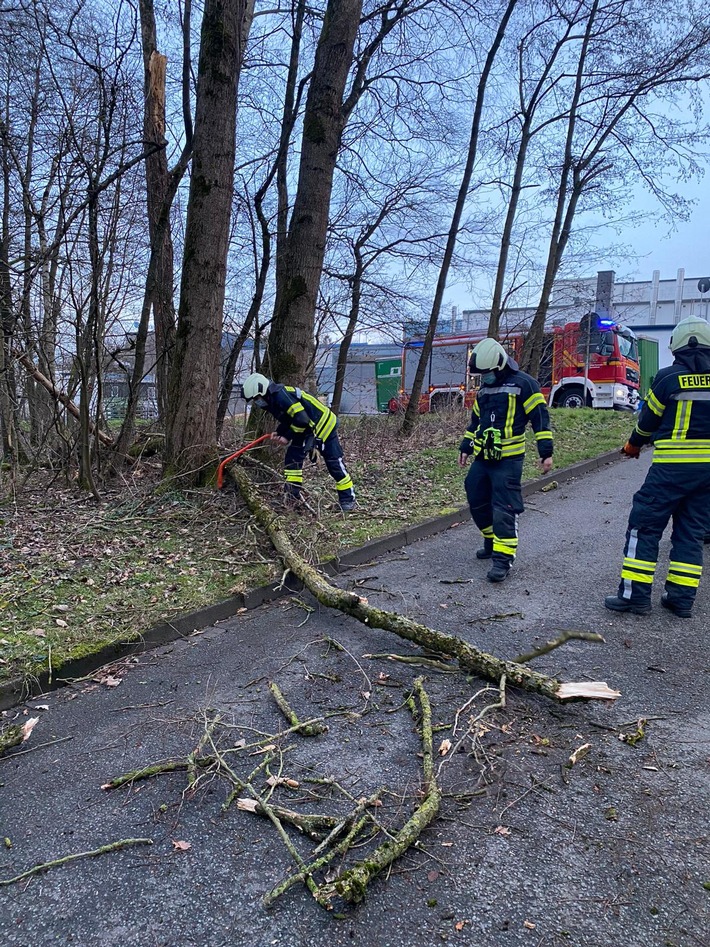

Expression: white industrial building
xmin=459 ymin=268 xmax=710 ymax=369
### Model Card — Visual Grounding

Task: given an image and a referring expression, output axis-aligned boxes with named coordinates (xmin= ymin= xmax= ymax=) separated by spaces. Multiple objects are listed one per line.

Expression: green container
xmin=375 ymin=358 xmax=402 ymax=412
xmin=637 ymin=336 xmax=659 ymax=398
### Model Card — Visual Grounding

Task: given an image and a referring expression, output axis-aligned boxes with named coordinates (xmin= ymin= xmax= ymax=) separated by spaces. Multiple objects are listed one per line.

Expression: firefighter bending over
xmin=458 ymin=339 xmax=554 ymax=582
xmin=605 ymin=315 xmax=710 ymax=618
xmin=240 ymin=373 xmax=357 ymax=512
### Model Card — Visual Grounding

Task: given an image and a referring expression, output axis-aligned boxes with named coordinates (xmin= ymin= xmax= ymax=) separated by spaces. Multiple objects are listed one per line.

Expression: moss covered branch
xmin=268 ymin=681 xmax=327 ymax=736
xmin=0 ymin=838 xmax=153 ymax=887
xmin=231 ymin=466 xmax=619 ymax=702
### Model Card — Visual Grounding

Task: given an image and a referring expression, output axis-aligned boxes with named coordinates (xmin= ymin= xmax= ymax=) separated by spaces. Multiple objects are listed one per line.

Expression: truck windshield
xmin=616 ymin=333 xmax=638 ymax=362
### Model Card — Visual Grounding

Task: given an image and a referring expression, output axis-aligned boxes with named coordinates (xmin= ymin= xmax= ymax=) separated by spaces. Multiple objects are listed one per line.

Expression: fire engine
xmin=390 ymin=316 xmax=641 ymax=413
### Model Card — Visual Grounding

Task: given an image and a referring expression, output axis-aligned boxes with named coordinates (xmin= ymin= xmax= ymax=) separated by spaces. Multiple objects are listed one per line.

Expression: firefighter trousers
xmin=617 ymin=462 xmax=710 ymax=611
xmin=464 ymin=456 xmax=524 ymax=567
xmin=284 ymin=432 xmax=355 ymax=506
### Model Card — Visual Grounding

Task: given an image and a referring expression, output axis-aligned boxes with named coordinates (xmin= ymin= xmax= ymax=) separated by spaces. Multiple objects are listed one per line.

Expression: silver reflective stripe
xmin=479 ymin=386 xmax=522 ymax=396
xmin=623 ymin=528 xmax=638 ymax=600
xmin=670 ymin=390 xmax=710 ymax=401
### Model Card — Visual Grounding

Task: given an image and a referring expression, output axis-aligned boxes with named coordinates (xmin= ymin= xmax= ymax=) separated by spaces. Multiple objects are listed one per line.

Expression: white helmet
xmin=669 ymin=316 xmax=710 ymax=352
xmin=241 ymin=372 xmax=270 ymax=400
xmin=469 ymin=338 xmax=509 ymax=373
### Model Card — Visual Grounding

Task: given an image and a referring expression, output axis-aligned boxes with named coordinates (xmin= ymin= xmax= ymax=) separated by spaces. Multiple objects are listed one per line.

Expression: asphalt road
xmin=0 ymin=455 xmax=708 ymax=947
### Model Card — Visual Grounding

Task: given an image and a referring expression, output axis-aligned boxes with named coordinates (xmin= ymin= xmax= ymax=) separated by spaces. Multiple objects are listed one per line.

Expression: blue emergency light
xmin=598 ymin=318 xmax=615 ymax=328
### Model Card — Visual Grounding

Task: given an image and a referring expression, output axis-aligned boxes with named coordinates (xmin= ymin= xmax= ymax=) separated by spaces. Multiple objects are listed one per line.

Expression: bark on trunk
xmin=266 ymin=0 xmax=363 ymax=386
xmin=164 ymin=0 xmax=254 ymax=485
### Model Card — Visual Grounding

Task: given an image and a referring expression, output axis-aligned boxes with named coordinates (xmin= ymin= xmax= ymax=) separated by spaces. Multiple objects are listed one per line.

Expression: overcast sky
xmin=620 ymin=200 xmax=710 ymax=283
xmin=446 ymin=175 xmax=710 ymax=316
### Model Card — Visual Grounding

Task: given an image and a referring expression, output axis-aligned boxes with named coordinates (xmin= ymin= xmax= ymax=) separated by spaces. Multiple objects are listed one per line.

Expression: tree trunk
xmin=274 ymin=0 xmax=306 ymax=295
xmin=401 ymin=0 xmax=520 ymax=436
xmin=164 ymin=0 xmax=254 ymax=485
xmin=113 ymin=4 xmax=194 ymax=464
xmin=139 ymin=0 xmax=178 ymax=422
xmin=331 ymin=252 xmax=362 ymax=415
xmin=0 ymin=124 xmax=17 ymax=473
xmin=266 ymin=0 xmax=363 ymax=387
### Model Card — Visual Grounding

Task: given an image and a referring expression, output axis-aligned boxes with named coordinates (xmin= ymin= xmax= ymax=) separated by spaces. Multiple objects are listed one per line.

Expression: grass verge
xmin=0 ymin=409 xmax=634 ymax=687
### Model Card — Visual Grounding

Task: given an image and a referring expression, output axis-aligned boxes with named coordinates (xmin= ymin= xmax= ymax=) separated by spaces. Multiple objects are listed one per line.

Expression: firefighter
xmin=458 ymin=338 xmax=554 ymax=582
xmin=604 ymin=315 xmax=710 ymax=617
xmin=240 ymin=373 xmax=357 ymax=512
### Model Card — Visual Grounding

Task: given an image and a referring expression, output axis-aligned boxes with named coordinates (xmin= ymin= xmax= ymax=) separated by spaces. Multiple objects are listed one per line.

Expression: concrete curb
xmin=0 ymin=447 xmax=625 ymax=712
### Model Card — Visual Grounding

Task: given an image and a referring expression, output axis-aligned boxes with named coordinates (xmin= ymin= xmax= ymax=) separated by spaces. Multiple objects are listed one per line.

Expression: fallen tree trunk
xmin=13 ymin=350 xmax=114 ymax=447
xmin=231 ymin=466 xmax=619 ymax=703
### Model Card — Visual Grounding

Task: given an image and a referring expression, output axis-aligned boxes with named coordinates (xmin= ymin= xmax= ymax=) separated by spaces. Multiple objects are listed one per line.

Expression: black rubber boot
xmin=604 ymin=595 xmax=651 ymax=616
xmin=660 ymin=593 xmax=692 ymax=619
xmin=476 ymin=539 xmax=493 ymax=560
xmin=487 ymin=562 xmax=510 ymax=583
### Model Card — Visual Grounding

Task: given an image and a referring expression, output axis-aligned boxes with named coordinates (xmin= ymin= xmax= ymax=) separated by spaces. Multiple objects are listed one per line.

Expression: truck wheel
xmin=557 ymin=386 xmax=588 ymax=409
xmin=387 ymin=397 xmax=403 ymax=415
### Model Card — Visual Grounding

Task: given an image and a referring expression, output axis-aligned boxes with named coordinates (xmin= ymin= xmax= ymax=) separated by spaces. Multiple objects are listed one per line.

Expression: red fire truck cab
xmin=549 ymin=317 xmax=640 ymax=410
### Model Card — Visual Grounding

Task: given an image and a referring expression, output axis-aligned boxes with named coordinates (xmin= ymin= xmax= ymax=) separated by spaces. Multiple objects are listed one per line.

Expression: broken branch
xmin=314 ymin=677 xmax=440 ymax=908
xmin=0 ymin=838 xmax=153 ymax=887
xmin=268 ymin=681 xmax=327 ymax=736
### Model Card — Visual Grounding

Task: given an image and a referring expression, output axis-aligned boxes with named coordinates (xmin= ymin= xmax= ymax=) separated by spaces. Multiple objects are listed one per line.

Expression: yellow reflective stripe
xmin=287 ymin=401 xmax=305 ymax=418
xmin=620 ymin=569 xmax=654 ymax=583
xmin=647 ymin=390 xmax=665 ymax=416
xmin=481 ymin=526 xmax=494 ymax=537
xmin=317 ymin=415 xmax=335 ymax=439
xmin=505 ymin=394 xmax=515 ymax=440
xmin=668 ymin=561 xmax=702 ymax=575
xmin=291 ymin=425 xmax=307 ymax=433
xmin=535 ymin=431 xmax=553 ymax=441
xmin=653 ymin=453 xmax=710 ymax=463
xmin=623 ymin=557 xmax=656 ymax=572
xmin=654 ymin=438 xmax=710 ymax=450
xmin=501 ymin=445 xmax=525 ymax=457
xmin=635 ymin=426 xmax=653 ymax=437
xmin=298 ymin=391 xmax=336 ymax=440
xmin=666 ymin=574 xmax=700 ymax=588
xmin=493 ymin=539 xmax=518 ymax=554
xmin=671 ymin=400 xmax=692 ymax=440
xmin=473 ymin=401 xmax=480 ymax=416
xmin=523 ymin=392 xmax=546 ymax=412
xmin=336 ymin=476 xmax=353 ymax=491
xmin=284 ymin=470 xmax=303 ymax=483
xmin=462 ymin=430 xmax=476 ymax=442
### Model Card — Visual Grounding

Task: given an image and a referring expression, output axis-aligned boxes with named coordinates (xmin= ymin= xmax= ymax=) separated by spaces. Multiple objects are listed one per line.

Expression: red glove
xmin=620 ymin=441 xmax=641 ymax=459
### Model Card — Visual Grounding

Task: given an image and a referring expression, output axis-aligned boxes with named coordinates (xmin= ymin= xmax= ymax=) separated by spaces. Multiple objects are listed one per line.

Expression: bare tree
xmin=401 ymin=0 xmax=520 ymax=435
xmin=111 ymin=0 xmax=194 ymax=462
xmin=519 ymin=0 xmax=710 ymax=376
